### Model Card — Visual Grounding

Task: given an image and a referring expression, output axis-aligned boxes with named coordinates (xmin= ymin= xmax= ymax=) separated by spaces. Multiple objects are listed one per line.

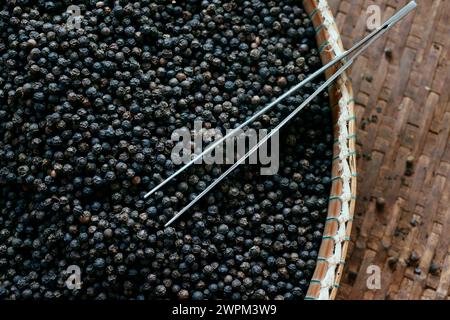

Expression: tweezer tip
xmin=144 ymin=187 xmax=158 ymax=198
xmin=164 ymin=220 xmax=173 ymax=228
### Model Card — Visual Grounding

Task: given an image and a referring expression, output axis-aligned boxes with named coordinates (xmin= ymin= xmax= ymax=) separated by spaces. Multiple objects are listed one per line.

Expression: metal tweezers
xmin=144 ymin=1 xmax=417 ymax=227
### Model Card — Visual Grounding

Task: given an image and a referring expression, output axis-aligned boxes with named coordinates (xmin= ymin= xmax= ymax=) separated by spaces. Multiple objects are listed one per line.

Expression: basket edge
xmin=303 ymin=0 xmax=357 ymax=300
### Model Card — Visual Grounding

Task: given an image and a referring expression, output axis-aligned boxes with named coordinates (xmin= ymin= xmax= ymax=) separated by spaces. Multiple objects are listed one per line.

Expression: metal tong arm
xmin=144 ymin=1 xmax=417 ymax=199
xmin=163 ymin=1 xmax=417 ymax=227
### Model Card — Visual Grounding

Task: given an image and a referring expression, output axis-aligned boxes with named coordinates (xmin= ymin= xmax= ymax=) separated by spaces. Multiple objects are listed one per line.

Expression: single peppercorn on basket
xmin=302 ymin=0 xmax=357 ymax=300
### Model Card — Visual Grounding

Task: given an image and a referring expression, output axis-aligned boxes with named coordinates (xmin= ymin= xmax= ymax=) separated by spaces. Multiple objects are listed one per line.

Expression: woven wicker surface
xmin=303 ymin=0 xmax=357 ymax=300
xmin=326 ymin=0 xmax=450 ymax=300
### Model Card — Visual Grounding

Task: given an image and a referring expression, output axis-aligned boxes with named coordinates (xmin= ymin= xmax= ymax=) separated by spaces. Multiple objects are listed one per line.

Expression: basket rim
xmin=303 ymin=0 xmax=358 ymax=300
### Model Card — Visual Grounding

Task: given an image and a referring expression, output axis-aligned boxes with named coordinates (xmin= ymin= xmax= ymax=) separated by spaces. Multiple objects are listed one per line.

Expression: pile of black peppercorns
xmin=0 ymin=0 xmax=333 ymax=300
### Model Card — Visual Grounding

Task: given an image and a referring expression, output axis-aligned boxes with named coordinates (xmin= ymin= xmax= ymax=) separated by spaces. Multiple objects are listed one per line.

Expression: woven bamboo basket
xmin=302 ymin=0 xmax=357 ymax=300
